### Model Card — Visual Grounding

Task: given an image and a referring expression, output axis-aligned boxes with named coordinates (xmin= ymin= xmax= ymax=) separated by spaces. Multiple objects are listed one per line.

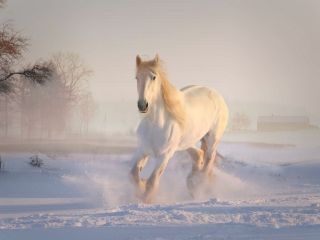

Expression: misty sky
xmin=1 ymin=0 xmax=320 ymax=124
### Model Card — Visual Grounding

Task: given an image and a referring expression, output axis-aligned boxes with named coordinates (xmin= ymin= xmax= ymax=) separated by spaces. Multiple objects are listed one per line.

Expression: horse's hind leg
xmin=188 ymin=146 xmax=205 ymax=172
xmin=186 ymin=146 xmax=205 ymax=197
xmin=203 ymin=112 xmax=228 ymax=177
xmin=202 ymin=131 xmax=218 ymax=178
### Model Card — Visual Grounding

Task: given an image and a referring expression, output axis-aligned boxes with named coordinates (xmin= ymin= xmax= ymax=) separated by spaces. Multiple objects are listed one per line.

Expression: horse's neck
xmin=148 ymin=78 xmax=184 ymax=128
xmin=148 ymin=93 xmax=169 ymax=127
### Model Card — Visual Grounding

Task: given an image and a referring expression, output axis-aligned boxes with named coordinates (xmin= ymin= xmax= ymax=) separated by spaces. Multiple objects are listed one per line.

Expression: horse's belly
xmin=177 ymin=122 xmax=211 ymax=150
xmin=178 ymin=135 xmax=202 ymax=150
xmin=178 ymin=88 xmax=220 ymax=150
xmin=178 ymin=110 xmax=214 ymax=150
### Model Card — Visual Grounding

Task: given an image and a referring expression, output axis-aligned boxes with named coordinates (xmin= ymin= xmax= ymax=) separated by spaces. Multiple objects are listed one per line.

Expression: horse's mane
xmin=157 ymin=66 xmax=186 ymax=129
xmin=137 ymin=58 xmax=186 ymax=128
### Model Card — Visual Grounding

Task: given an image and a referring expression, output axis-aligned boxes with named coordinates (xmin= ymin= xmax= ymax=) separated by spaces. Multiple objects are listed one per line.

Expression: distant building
xmin=257 ymin=116 xmax=311 ymax=131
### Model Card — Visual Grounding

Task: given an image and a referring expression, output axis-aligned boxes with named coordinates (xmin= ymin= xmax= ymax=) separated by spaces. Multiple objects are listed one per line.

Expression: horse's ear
xmin=136 ymin=55 xmax=142 ymax=67
xmin=154 ymin=54 xmax=160 ymax=64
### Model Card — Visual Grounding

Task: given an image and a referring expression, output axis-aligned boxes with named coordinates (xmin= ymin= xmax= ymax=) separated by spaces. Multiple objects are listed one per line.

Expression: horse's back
xmin=180 ymin=85 xmax=227 ymax=111
xmin=180 ymin=85 xmax=198 ymax=92
xmin=179 ymin=85 xmax=229 ymax=145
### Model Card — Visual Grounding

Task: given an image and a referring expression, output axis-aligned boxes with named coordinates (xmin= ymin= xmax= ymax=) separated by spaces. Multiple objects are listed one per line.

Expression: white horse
xmin=130 ymin=54 xmax=229 ymax=203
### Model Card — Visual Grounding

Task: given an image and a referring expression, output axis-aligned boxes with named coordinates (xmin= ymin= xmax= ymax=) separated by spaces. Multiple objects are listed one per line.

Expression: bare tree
xmin=0 ymin=22 xmax=27 ymax=92
xmin=10 ymin=54 xmax=93 ymax=139
xmin=0 ymin=0 xmax=6 ymax=8
xmin=51 ymin=53 xmax=92 ymax=104
xmin=1 ymin=64 xmax=52 ymax=84
xmin=0 ymin=2 xmax=93 ymax=139
xmin=13 ymin=65 xmax=70 ymax=139
xmin=79 ymin=92 xmax=96 ymax=136
xmin=0 ymin=23 xmax=52 ymax=91
xmin=0 ymin=5 xmax=51 ymax=93
xmin=0 ymin=23 xmax=27 ymax=66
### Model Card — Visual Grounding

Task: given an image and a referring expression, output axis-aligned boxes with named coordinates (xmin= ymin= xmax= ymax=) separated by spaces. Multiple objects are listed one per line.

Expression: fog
xmin=1 ymin=0 xmax=320 ymax=135
xmin=1 ymin=2 xmax=320 ymax=236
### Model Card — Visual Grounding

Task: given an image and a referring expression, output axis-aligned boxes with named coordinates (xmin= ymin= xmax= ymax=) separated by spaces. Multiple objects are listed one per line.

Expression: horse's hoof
xmin=139 ymin=179 xmax=146 ymax=192
xmin=187 ymin=185 xmax=196 ymax=199
xmin=132 ymin=179 xmax=147 ymax=200
xmin=143 ymin=193 xmax=154 ymax=204
xmin=186 ymin=173 xmax=203 ymax=197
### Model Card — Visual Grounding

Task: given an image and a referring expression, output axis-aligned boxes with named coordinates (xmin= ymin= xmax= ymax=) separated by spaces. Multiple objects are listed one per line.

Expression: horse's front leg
xmin=143 ymin=151 xmax=174 ymax=203
xmin=130 ymin=149 xmax=149 ymax=197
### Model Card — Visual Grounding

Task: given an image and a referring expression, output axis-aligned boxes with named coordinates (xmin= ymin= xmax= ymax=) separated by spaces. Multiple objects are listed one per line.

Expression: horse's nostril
xmin=138 ymin=100 xmax=148 ymax=112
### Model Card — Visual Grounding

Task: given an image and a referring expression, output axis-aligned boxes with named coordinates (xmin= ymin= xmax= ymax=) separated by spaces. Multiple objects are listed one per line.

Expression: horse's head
xmin=135 ymin=54 xmax=162 ymax=114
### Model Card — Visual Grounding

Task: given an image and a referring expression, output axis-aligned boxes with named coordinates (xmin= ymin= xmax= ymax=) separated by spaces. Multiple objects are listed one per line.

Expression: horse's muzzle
xmin=138 ymin=99 xmax=148 ymax=113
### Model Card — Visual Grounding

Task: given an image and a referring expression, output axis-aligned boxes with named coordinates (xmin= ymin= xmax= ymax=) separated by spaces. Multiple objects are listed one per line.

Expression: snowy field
xmin=0 ymin=132 xmax=320 ymax=239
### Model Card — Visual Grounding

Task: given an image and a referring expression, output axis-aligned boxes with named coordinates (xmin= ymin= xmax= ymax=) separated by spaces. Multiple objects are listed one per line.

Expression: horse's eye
xmin=152 ymin=75 xmax=156 ymax=80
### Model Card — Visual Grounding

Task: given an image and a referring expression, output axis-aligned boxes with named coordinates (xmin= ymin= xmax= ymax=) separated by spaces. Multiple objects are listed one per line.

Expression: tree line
xmin=0 ymin=0 xmax=95 ymax=139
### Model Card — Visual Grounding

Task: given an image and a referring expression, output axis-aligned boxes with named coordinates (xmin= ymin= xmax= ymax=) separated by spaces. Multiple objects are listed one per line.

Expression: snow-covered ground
xmin=0 ymin=133 xmax=320 ymax=239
